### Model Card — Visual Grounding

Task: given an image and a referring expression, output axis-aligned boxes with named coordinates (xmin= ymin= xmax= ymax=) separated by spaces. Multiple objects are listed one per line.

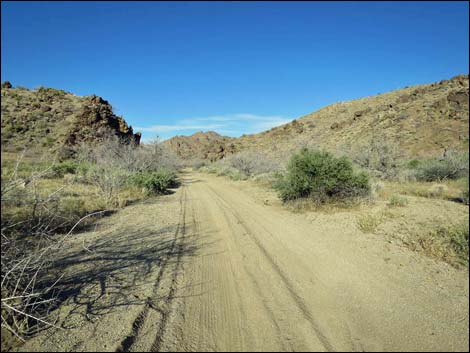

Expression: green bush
xmin=129 ymin=170 xmax=178 ymax=195
xmin=275 ymin=149 xmax=370 ymax=202
xmin=42 ymin=136 xmax=55 ymax=147
xmin=50 ymin=160 xmax=79 ymax=178
xmin=447 ymin=222 xmax=469 ymax=265
xmin=427 ymin=222 xmax=469 ymax=266
xmin=414 ymin=152 xmax=469 ymax=182
xmin=406 ymin=159 xmax=422 ymax=169
xmin=387 ymin=194 xmax=408 ymax=207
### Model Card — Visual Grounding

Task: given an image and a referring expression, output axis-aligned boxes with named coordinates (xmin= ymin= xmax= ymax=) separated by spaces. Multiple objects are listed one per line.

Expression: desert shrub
xmin=197 ymin=166 xmax=210 ymax=173
xmin=427 ymin=184 xmax=448 ymax=198
xmin=275 ymin=148 xmax=370 ymax=202
xmin=370 ymin=181 xmax=385 ymax=199
xmin=76 ymin=161 xmax=92 ymax=176
xmin=188 ymin=158 xmax=207 ymax=170
xmin=412 ymin=222 xmax=469 ymax=267
xmin=1 ymin=156 xmax=107 ymax=341
xmin=447 ymin=222 xmax=469 ymax=265
xmin=406 ymin=159 xmax=422 ymax=169
xmin=225 ymin=151 xmax=279 ymax=176
xmin=78 ymin=137 xmax=180 ymax=174
xmin=251 ymin=172 xmax=280 ymax=185
xmin=220 ymin=166 xmax=248 ymax=181
xmin=50 ymin=160 xmax=79 ymax=178
xmin=348 ymin=138 xmax=400 ymax=179
xmin=76 ymin=136 xmax=181 ymax=205
xmin=414 ymin=152 xmax=469 ymax=182
xmin=198 ymin=164 xmax=221 ymax=174
xmin=357 ymin=214 xmax=384 ymax=233
xmin=57 ymin=146 xmax=76 ymax=161
xmin=129 ymin=169 xmax=178 ymax=195
xmin=83 ymin=164 xmax=129 ymax=206
xmin=460 ymin=177 xmax=469 ymax=205
xmin=387 ymin=194 xmax=408 ymax=207
xmin=42 ymin=137 xmax=55 ymax=147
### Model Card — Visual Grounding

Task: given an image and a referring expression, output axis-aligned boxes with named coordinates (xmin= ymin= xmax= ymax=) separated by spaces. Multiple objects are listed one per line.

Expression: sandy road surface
xmin=19 ymin=171 xmax=469 ymax=352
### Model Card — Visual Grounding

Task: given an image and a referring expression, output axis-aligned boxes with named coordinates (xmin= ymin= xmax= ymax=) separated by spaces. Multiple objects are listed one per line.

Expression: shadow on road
xmin=34 ymin=217 xmax=206 ymax=331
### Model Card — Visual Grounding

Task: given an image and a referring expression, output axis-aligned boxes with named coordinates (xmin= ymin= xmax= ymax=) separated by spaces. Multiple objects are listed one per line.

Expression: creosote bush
xmin=413 ymin=151 xmax=469 ymax=182
xmin=275 ymin=148 xmax=370 ymax=203
xmin=50 ymin=160 xmax=79 ymax=178
xmin=129 ymin=170 xmax=178 ymax=195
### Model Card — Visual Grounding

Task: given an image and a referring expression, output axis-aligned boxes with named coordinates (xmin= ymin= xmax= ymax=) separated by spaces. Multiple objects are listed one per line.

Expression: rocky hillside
xmin=165 ymin=74 xmax=469 ymax=162
xmin=1 ymin=82 xmax=141 ymax=158
xmin=164 ymin=131 xmax=237 ymax=162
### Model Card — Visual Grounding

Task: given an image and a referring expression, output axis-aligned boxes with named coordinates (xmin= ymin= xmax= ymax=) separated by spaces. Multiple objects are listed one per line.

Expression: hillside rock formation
xmin=1 ymin=85 xmax=141 ymax=156
xmin=165 ymin=74 xmax=469 ymax=162
xmin=164 ymin=131 xmax=237 ymax=162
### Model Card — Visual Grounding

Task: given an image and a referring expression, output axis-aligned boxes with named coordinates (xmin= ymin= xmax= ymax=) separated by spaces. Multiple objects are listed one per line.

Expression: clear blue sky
xmin=2 ymin=1 xmax=469 ymax=141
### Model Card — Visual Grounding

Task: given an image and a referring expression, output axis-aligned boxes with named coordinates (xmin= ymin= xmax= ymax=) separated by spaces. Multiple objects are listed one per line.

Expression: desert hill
xmin=1 ymin=82 xmax=141 ymax=158
xmin=164 ymin=131 xmax=237 ymax=162
xmin=165 ymin=74 xmax=469 ymax=162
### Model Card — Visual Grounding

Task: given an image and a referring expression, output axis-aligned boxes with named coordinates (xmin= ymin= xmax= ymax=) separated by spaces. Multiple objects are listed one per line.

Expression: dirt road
xmin=20 ymin=171 xmax=469 ymax=352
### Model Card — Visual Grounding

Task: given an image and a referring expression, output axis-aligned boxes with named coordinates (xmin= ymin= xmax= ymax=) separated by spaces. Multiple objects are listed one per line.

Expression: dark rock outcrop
xmin=164 ymin=131 xmax=237 ymax=161
xmin=64 ymin=95 xmax=141 ymax=147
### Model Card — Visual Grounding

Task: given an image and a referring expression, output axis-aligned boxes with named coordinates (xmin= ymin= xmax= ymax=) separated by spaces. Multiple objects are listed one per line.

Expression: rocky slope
xmin=164 ymin=131 xmax=237 ymax=162
xmin=165 ymin=74 xmax=469 ymax=162
xmin=1 ymin=83 xmax=141 ymax=158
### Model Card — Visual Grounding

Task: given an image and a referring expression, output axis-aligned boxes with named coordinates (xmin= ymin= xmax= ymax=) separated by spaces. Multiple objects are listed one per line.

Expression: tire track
xmin=206 ymin=184 xmax=335 ymax=352
xmin=149 ymin=187 xmax=190 ymax=352
xmin=202 ymin=188 xmax=290 ymax=351
xmin=116 ymin=187 xmax=188 ymax=352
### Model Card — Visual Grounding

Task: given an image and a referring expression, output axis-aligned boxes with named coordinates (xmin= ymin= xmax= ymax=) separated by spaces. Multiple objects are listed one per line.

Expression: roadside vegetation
xmin=1 ymin=137 xmax=180 ymax=343
xmin=196 ymin=141 xmax=469 ymax=268
xmin=273 ymin=149 xmax=370 ymax=203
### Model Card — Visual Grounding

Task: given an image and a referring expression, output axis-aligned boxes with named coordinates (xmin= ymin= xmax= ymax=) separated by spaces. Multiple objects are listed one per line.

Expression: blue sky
xmin=2 ymin=1 xmax=469 ymax=141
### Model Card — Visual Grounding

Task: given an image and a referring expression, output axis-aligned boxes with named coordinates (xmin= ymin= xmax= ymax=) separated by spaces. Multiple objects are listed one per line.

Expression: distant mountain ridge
xmin=164 ymin=131 xmax=237 ymax=162
xmin=164 ymin=74 xmax=469 ymax=162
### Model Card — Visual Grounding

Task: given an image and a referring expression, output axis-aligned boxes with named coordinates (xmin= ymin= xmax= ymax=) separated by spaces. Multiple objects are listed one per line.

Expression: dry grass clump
xmin=286 ymin=196 xmax=369 ymax=214
xmin=383 ymin=179 xmax=464 ymax=202
xmin=404 ymin=222 xmax=469 ymax=267
xmin=357 ymin=213 xmax=386 ymax=233
xmin=427 ymin=184 xmax=448 ymax=198
xmin=387 ymin=194 xmax=408 ymax=207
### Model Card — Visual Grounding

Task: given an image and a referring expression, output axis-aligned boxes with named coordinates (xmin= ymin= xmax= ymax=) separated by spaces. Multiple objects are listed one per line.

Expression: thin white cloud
xmin=135 ymin=113 xmax=293 ymax=138
xmin=188 ymin=113 xmax=289 ymax=123
xmin=135 ymin=123 xmax=224 ymax=133
xmin=252 ymin=119 xmax=292 ymax=130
